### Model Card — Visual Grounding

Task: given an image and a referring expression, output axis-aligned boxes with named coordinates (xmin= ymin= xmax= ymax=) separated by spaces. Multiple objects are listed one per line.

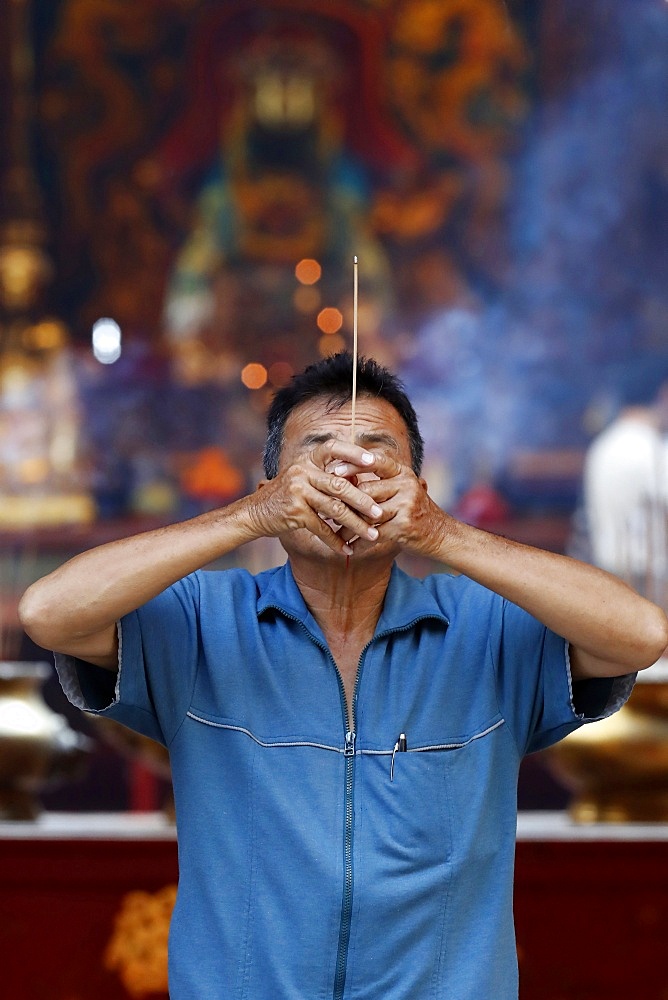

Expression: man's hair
xmin=263 ymin=351 xmax=424 ymax=478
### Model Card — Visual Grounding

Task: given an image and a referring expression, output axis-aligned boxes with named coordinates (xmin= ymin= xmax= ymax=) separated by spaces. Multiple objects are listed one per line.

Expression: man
xmin=583 ymin=378 xmax=668 ymax=595
xmin=19 ymin=352 xmax=668 ymax=1000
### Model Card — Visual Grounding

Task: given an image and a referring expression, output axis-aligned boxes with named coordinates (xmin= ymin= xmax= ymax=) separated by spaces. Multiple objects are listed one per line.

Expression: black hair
xmin=262 ymin=351 xmax=424 ymax=478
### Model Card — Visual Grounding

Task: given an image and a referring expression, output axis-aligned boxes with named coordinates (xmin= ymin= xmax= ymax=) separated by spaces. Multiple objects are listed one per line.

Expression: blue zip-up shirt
xmin=56 ymin=561 xmax=633 ymax=999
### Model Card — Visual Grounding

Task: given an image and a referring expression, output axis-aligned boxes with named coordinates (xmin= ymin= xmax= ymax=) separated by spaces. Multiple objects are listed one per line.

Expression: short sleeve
xmin=492 ymin=597 xmax=636 ymax=756
xmin=54 ymin=572 xmax=203 ymax=746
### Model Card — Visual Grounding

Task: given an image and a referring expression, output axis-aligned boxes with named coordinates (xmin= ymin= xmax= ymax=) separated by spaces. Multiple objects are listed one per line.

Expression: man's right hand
xmin=242 ymin=441 xmax=385 ymax=555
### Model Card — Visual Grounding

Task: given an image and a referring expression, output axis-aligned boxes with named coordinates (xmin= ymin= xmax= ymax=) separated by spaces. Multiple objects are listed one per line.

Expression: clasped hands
xmin=253 ymin=439 xmax=439 ymax=558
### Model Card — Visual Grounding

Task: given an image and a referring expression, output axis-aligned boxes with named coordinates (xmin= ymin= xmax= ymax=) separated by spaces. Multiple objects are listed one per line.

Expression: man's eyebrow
xmin=300 ymin=431 xmax=399 ymax=451
xmin=356 ymin=432 xmax=399 ymax=451
xmin=301 ymin=433 xmax=335 ymax=447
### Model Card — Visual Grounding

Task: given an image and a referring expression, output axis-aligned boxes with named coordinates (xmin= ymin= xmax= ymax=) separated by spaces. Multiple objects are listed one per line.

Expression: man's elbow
xmin=18 ymin=583 xmax=60 ymax=651
xmin=636 ymin=606 xmax=668 ymax=671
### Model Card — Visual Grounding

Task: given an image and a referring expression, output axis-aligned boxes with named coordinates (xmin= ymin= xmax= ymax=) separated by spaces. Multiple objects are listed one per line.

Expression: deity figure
xmin=164 ymin=31 xmax=390 ymax=372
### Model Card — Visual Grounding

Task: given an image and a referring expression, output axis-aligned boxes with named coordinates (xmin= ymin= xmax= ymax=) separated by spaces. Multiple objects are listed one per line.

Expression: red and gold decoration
xmin=387 ymin=0 xmax=528 ymax=160
xmin=6 ymin=0 xmax=530 ymax=524
xmin=33 ymin=0 xmax=529 ymax=366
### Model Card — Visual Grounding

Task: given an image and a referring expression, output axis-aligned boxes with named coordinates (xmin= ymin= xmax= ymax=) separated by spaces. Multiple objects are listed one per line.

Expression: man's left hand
xmin=331 ymin=453 xmax=453 ymax=560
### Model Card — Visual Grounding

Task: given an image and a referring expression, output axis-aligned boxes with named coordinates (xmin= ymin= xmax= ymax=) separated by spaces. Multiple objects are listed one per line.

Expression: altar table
xmin=1 ymin=812 xmax=667 ymax=999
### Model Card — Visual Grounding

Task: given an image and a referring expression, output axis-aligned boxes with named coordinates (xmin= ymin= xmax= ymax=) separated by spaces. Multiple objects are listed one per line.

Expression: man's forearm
xmin=18 ymin=496 xmax=259 ymax=651
xmin=346 ymin=457 xmax=668 ymax=677
xmin=431 ymin=514 xmax=668 ymax=676
xmin=19 ymin=439 xmax=387 ymax=656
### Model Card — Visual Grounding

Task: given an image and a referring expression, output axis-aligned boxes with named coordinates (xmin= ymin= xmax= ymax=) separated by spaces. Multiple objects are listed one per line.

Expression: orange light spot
xmin=317 ymin=307 xmax=343 ymax=334
xmin=295 ymin=258 xmax=322 ymax=285
xmin=241 ymin=362 xmax=268 ymax=389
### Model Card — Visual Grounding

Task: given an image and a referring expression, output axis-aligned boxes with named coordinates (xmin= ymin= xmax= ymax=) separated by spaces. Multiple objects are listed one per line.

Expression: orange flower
xmin=105 ymin=885 xmax=177 ymax=998
xmin=179 ymin=447 xmax=244 ymax=501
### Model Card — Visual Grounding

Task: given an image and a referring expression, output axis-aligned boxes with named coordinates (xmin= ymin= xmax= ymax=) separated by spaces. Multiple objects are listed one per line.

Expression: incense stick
xmin=345 ymin=255 xmax=359 ymax=570
xmin=351 ymin=255 xmax=358 ymax=444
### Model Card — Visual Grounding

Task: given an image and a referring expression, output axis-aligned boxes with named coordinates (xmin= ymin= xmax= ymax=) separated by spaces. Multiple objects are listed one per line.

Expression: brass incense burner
xmin=0 ymin=661 xmax=90 ymax=819
xmin=542 ymin=658 xmax=668 ymax=822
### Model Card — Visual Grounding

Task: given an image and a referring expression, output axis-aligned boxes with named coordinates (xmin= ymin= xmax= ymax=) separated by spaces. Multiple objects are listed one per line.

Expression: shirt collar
xmin=256 ymin=560 xmax=449 ymax=638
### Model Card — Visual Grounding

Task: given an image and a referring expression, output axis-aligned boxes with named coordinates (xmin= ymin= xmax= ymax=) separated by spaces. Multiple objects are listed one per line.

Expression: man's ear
xmin=419 ymin=477 xmax=429 ymax=492
xmin=256 ymin=479 xmax=268 ymax=490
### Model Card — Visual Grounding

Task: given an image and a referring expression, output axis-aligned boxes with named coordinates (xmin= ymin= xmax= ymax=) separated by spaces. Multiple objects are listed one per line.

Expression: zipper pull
xmin=345 ymin=730 xmax=356 ymax=756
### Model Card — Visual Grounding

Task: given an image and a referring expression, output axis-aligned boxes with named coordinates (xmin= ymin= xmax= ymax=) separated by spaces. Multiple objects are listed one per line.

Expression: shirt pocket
xmin=388 ymin=714 xmax=506 ymax=775
xmin=360 ymin=714 xmax=508 ymax=869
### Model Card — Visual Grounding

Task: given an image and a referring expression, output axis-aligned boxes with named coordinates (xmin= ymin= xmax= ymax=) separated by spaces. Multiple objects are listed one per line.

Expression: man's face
xmin=275 ymin=393 xmax=414 ymax=562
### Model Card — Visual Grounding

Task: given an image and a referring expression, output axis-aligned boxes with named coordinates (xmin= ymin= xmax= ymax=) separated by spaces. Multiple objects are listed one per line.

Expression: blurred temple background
xmin=2 ymin=0 xmax=667 ymax=530
xmin=2 ymin=2 xmax=668 ymax=997
xmin=2 ymin=0 xmax=668 ymax=826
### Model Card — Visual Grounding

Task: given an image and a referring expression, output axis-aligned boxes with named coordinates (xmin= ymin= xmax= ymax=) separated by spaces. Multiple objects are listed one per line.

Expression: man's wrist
xmin=426 ymin=509 xmax=468 ymax=566
xmin=217 ymin=493 xmax=269 ymax=545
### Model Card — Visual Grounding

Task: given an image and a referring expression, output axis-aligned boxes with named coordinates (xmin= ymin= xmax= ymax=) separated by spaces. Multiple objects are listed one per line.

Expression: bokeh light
xmin=92 ymin=318 xmax=122 ymax=364
xmin=241 ymin=362 xmax=268 ymax=389
xmin=295 ymin=258 xmax=321 ymax=285
xmin=317 ymin=307 xmax=343 ymax=334
xmin=21 ymin=320 xmax=68 ymax=352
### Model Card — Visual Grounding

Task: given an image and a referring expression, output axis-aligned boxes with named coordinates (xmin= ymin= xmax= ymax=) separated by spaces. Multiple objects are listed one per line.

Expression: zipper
xmin=333 ymin=725 xmax=356 ymax=1000
xmin=332 ymin=636 xmax=369 ymax=1000
xmin=261 ymin=605 xmax=363 ymax=1000
xmin=262 ymin=605 xmax=445 ymax=1000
